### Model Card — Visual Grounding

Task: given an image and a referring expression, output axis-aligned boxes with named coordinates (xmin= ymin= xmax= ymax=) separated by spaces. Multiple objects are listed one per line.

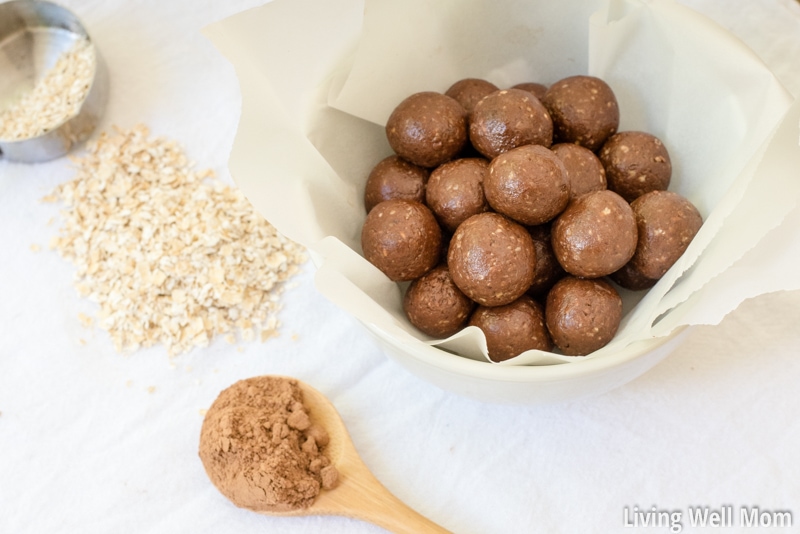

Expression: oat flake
xmin=49 ymin=125 xmax=306 ymax=356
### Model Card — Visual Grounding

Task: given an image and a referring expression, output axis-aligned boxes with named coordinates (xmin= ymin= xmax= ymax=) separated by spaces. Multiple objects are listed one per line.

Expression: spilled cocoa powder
xmin=199 ymin=376 xmax=338 ymax=512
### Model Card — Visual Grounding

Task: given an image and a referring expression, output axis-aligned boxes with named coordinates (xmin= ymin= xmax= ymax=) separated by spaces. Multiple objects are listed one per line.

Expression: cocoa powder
xmin=199 ymin=376 xmax=338 ymax=512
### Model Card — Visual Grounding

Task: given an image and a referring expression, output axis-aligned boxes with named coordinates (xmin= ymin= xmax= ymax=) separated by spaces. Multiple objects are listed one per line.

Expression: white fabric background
xmin=1 ymin=1 xmax=799 ymax=533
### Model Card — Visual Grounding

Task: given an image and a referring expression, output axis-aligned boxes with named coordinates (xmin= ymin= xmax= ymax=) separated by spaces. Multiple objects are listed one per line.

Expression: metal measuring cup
xmin=0 ymin=0 xmax=108 ymax=163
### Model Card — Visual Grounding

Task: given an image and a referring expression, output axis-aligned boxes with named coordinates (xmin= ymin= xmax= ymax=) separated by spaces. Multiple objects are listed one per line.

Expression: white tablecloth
xmin=1 ymin=1 xmax=799 ymax=532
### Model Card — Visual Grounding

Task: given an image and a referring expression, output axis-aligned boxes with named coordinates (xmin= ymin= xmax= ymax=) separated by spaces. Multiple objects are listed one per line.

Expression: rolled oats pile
xmin=47 ymin=125 xmax=306 ymax=355
xmin=0 ymin=38 xmax=95 ymax=141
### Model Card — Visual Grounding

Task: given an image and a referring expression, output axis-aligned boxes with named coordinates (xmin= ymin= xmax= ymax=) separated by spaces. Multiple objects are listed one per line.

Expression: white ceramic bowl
xmin=207 ymin=0 xmax=792 ymax=404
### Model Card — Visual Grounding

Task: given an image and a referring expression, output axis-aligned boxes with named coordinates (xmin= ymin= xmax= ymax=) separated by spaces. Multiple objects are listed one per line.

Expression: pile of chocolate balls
xmin=361 ymin=76 xmax=702 ymax=360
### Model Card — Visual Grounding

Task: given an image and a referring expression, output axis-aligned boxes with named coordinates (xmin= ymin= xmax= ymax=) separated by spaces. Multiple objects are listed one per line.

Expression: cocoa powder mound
xmin=199 ymin=376 xmax=338 ymax=512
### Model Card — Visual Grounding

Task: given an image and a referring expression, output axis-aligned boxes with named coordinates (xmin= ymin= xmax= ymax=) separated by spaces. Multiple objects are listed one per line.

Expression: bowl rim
xmin=365 ymin=321 xmax=690 ymax=383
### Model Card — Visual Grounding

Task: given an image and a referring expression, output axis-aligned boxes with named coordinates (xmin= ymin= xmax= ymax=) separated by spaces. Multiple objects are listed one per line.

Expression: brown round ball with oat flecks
xmin=552 ymin=190 xmax=638 ymax=278
xmin=609 ymin=262 xmax=658 ymax=291
xmin=541 ymin=75 xmax=619 ymax=151
xmin=361 ymin=199 xmax=441 ymax=282
xmin=628 ymin=190 xmax=703 ymax=280
xmin=363 ymin=156 xmax=429 ymax=213
xmin=546 ymin=276 xmax=622 ymax=356
xmin=403 ymin=265 xmax=475 ymax=338
xmin=469 ymin=88 xmax=553 ymax=159
xmin=526 ymin=224 xmax=566 ymax=297
xmin=445 ymin=78 xmax=500 ymax=115
xmin=551 ymin=143 xmax=607 ymax=200
xmin=386 ymin=92 xmax=467 ymax=168
xmin=425 ymin=157 xmax=490 ymax=232
xmin=448 ymin=212 xmax=536 ymax=307
xmin=469 ymin=296 xmax=553 ymax=362
xmin=598 ymin=131 xmax=672 ymax=203
xmin=511 ymin=82 xmax=548 ymax=100
xmin=484 ymin=144 xmax=570 ymax=226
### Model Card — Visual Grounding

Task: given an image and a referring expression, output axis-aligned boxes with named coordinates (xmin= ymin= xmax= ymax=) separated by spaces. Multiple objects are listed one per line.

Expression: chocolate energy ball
xmin=541 ymin=75 xmax=619 ymax=151
xmin=551 ymin=190 xmax=638 ymax=278
xmin=526 ymin=224 xmax=566 ymax=297
xmin=425 ymin=158 xmax=490 ymax=232
xmin=445 ymin=78 xmax=499 ymax=115
xmin=545 ymin=276 xmax=622 ymax=356
xmin=469 ymin=296 xmax=553 ymax=362
xmin=485 ymin=144 xmax=569 ymax=226
xmin=628 ymin=190 xmax=703 ymax=279
xmin=598 ymin=131 xmax=672 ymax=202
xmin=361 ymin=199 xmax=442 ymax=281
xmin=469 ymin=88 xmax=553 ymax=158
xmin=551 ymin=143 xmax=607 ymax=200
xmin=403 ymin=265 xmax=475 ymax=338
xmin=386 ymin=92 xmax=467 ymax=168
xmin=364 ymin=155 xmax=429 ymax=212
xmin=511 ymin=82 xmax=548 ymax=100
xmin=448 ymin=212 xmax=536 ymax=307
xmin=609 ymin=262 xmax=658 ymax=291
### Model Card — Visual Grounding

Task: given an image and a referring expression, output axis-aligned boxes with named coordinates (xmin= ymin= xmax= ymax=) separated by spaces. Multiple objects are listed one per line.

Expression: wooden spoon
xmin=258 ymin=379 xmax=450 ymax=533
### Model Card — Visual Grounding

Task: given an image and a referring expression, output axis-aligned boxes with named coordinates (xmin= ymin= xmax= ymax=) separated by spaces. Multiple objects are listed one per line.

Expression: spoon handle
xmin=295 ymin=380 xmax=451 ymax=533
xmin=340 ymin=467 xmax=450 ymax=533
xmin=317 ymin=448 xmax=451 ymax=533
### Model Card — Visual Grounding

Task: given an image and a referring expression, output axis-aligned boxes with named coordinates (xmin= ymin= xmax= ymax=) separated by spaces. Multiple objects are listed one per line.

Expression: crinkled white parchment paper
xmin=203 ymin=0 xmax=800 ymax=366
